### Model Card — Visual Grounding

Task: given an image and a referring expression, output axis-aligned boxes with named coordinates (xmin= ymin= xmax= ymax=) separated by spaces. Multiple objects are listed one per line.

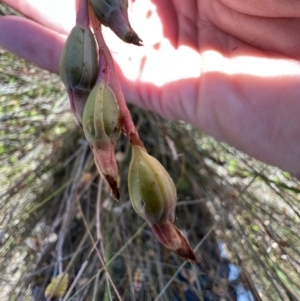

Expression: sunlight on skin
xmin=201 ymin=51 xmax=300 ymax=77
xmin=105 ymin=25 xmax=202 ymax=86
xmin=103 ymin=0 xmax=201 ymax=85
xmin=219 ymin=0 xmax=300 ymax=17
xmin=102 ymin=0 xmax=300 ymax=86
xmin=3 ymin=0 xmax=76 ymax=33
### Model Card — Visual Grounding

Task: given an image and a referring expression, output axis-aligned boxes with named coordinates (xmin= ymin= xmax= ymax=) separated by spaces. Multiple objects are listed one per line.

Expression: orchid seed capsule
xmin=60 ymin=25 xmax=98 ymax=91
xmin=82 ymin=79 xmax=121 ymax=200
xmin=128 ymin=145 xmax=196 ymax=261
xmin=128 ymin=145 xmax=176 ymax=224
xmin=82 ymin=79 xmax=121 ymax=146
xmin=59 ymin=25 xmax=98 ymax=124
xmin=90 ymin=0 xmax=143 ymax=46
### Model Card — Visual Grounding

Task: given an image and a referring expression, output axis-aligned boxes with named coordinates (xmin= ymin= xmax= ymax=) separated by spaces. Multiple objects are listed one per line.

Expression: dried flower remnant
xmin=83 ymin=79 xmax=121 ymax=200
xmin=90 ymin=0 xmax=143 ymax=45
xmin=133 ymin=267 xmax=144 ymax=291
xmin=45 ymin=273 xmax=69 ymax=299
xmin=151 ymin=222 xmax=196 ymax=262
xmin=128 ymin=145 xmax=196 ymax=261
xmin=59 ymin=24 xmax=98 ymax=125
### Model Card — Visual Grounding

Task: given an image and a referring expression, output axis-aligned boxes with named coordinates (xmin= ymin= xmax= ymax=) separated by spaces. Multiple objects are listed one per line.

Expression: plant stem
xmin=76 ymin=0 xmax=90 ymax=28
xmin=96 ymin=49 xmax=107 ymax=84
xmin=89 ymin=5 xmax=145 ymax=149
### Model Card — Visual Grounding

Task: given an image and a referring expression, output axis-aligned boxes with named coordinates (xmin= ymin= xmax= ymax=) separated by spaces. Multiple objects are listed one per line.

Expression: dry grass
xmin=0 ymin=42 xmax=300 ymax=301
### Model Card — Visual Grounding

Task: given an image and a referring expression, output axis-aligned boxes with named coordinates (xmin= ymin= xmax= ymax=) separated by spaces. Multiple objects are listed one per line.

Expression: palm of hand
xmin=1 ymin=0 xmax=300 ymax=174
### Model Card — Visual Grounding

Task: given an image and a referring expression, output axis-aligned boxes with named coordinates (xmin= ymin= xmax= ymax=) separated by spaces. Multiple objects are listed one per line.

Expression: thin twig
xmin=76 ymin=0 xmax=89 ymax=28
xmin=64 ymin=217 xmax=96 ymax=274
xmin=96 ymin=177 xmax=113 ymax=299
xmin=76 ymin=195 xmax=122 ymax=300
xmin=63 ymin=260 xmax=89 ymax=301
xmin=96 ymin=177 xmax=103 ymax=241
xmin=46 ymin=152 xmax=88 ymax=301
xmin=92 ymin=271 xmax=101 ymax=301
xmin=56 ymin=223 xmax=147 ymax=301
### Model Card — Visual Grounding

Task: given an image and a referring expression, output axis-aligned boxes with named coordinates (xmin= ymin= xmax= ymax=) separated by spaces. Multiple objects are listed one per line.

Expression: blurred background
xmin=1 ymin=3 xmax=300 ymax=301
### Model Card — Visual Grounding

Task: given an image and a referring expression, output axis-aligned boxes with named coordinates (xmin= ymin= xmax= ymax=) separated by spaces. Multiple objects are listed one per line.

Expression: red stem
xmin=76 ymin=0 xmax=89 ymax=28
xmin=96 ymin=47 xmax=107 ymax=84
xmin=89 ymin=6 xmax=145 ymax=149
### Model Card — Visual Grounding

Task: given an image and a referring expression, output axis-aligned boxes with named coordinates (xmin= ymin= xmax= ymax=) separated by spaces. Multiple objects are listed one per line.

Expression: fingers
xmin=1 ymin=0 xmax=76 ymax=34
xmin=208 ymin=0 xmax=300 ymax=59
xmin=150 ymin=0 xmax=200 ymax=49
xmin=219 ymin=0 xmax=300 ymax=17
xmin=0 ymin=16 xmax=65 ymax=73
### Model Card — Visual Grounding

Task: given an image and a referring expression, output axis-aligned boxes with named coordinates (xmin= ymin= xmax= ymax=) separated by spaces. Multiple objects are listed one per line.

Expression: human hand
xmin=1 ymin=0 xmax=300 ymax=175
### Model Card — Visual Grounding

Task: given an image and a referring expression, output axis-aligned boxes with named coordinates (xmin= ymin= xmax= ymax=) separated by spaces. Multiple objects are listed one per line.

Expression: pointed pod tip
xmin=92 ymin=144 xmax=120 ymax=201
xmin=104 ymin=174 xmax=120 ymax=201
xmin=151 ymin=222 xmax=197 ymax=263
xmin=124 ymin=31 xmax=143 ymax=46
xmin=176 ymin=242 xmax=197 ymax=263
xmin=172 ymin=225 xmax=197 ymax=263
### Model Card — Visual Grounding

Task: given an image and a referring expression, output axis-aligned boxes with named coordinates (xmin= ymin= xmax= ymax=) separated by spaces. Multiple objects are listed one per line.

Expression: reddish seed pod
xmin=90 ymin=0 xmax=143 ymax=46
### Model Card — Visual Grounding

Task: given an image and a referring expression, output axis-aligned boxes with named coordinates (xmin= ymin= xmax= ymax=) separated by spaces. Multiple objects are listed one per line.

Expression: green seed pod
xmin=128 ymin=145 xmax=196 ymax=262
xmin=128 ymin=146 xmax=176 ymax=224
xmin=90 ymin=0 xmax=142 ymax=45
xmin=60 ymin=25 xmax=98 ymax=91
xmin=59 ymin=25 xmax=98 ymax=124
xmin=82 ymin=79 xmax=121 ymax=146
xmin=82 ymin=79 xmax=121 ymax=201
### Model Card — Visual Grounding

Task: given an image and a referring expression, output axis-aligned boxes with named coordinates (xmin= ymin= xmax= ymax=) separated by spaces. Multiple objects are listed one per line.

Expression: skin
xmin=1 ymin=0 xmax=300 ymax=175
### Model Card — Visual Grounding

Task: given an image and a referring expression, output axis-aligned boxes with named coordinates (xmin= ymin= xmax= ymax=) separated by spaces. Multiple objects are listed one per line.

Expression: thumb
xmin=0 ymin=15 xmax=65 ymax=74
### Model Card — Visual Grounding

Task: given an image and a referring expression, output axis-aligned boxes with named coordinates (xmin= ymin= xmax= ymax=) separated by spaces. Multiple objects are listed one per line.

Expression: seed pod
xmin=128 ymin=146 xmax=196 ymax=261
xmin=83 ymin=79 xmax=121 ymax=200
xmin=59 ymin=25 xmax=98 ymax=125
xmin=90 ymin=0 xmax=142 ymax=46
xmin=128 ymin=145 xmax=176 ymax=224
xmin=82 ymin=79 xmax=121 ymax=146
